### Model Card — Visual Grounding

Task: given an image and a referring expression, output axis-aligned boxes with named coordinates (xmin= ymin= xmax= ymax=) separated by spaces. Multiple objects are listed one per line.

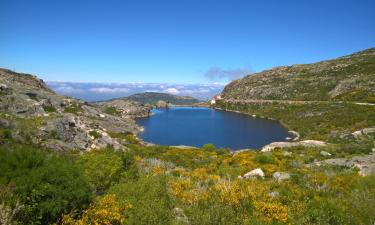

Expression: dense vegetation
xmin=125 ymin=92 xmax=201 ymax=105
xmin=1 ymin=125 xmax=374 ymax=225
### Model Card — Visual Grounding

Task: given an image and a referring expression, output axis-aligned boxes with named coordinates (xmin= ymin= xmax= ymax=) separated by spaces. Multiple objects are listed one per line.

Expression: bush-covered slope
xmin=222 ymin=48 xmax=375 ymax=102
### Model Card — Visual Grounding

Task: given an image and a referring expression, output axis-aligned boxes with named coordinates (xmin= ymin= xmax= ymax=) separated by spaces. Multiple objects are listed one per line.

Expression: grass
xmin=104 ymin=106 xmax=121 ymax=116
xmin=64 ymin=103 xmax=83 ymax=114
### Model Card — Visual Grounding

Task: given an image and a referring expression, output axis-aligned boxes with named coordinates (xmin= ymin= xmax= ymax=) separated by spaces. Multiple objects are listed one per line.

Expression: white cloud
xmin=88 ymin=87 xmax=129 ymax=93
xmin=163 ymin=88 xmax=180 ymax=95
xmin=55 ymin=86 xmax=84 ymax=94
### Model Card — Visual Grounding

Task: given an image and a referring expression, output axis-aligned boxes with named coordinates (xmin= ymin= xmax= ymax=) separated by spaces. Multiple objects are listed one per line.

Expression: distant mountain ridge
xmin=125 ymin=92 xmax=201 ymax=105
xmin=221 ymin=48 xmax=375 ymax=102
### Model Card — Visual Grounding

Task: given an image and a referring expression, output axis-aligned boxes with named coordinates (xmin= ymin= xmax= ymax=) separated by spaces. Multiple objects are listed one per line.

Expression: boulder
xmin=0 ymin=118 xmax=15 ymax=128
xmin=241 ymin=168 xmax=265 ymax=179
xmin=273 ymin=172 xmax=291 ymax=182
xmin=320 ymin=151 xmax=332 ymax=157
xmin=269 ymin=191 xmax=280 ymax=198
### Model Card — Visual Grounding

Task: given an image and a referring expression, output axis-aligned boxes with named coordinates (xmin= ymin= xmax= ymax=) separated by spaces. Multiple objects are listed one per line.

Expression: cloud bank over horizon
xmin=46 ymin=81 xmax=225 ymax=102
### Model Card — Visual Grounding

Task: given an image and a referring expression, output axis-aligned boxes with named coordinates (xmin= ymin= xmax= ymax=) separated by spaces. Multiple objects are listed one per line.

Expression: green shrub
xmin=75 ymin=148 xmax=123 ymax=194
xmin=108 ymin=131 xmax=132 ymax=139
xmin=255 ymin=153 xmax=276 ymax=164
xmin=42 ymin=105 xmax=57 ymax=113
xmin=88 ymin=130 xmax=102 ymax=139
xmin=109 ymin=175 xmax=173 ymax=225
xmin=202 ymin=143 xmax=216 ymax=151
xmin=125 ymin=134 xmax=139 ymax=144
xmin=0 ymin=144 xmax=93 ymax=225
xmin=367 ymin=96 xmax=375 ymax=103
xmin=104 ymin=106 xmax=121 ymax=116
xmin=64 ymin=103 xmax=83 ymax=114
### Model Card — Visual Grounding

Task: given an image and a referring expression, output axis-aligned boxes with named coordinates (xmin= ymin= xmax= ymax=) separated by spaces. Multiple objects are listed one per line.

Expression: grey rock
xmin=320 ymin=151 xmax=332 ymax=157
xmin=241 ymin=168 xmax=265 ymax=179
xmin=261 ymin=140 xmax=327 ymax=152
xmin=156 ymin=100 xmax=169 ymax=108
xmin=316 ymin=153 xmax=375 ymax=176
xmin=0 ymin=118 xmax=15 ymax=128
xmin=273 ymin=172 xmax=291 ymax=182
xmin=269 ymin=191 xmax=280 ymax=198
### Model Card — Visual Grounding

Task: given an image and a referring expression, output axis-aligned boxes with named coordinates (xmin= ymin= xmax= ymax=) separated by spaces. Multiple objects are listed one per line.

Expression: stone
xmin=261 ymin=140 xmax=327 ymax=152
xmin=282 ymin=151 xmax=292 ymax=156
xmin=242 ymin=168 xmax=265 ymax=179
xmin=320 ymin=151 xmax=332 ymax=157
xmin=0 ymin=118 xmax=15 ymax=128
xmin=269 ymin=191 xmax=279 ymax=198
xmin=273 ymin=172 xmax=291 ymax=182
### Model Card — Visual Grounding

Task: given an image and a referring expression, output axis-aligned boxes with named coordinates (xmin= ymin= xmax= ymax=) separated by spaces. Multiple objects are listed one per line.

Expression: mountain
xmin=125 ymin=92 xmax=201 ymax=105
xmin=0 ymin=68 xmax=151 ymax=151
xmin=222 ymin=48 xmax=375 ymax=102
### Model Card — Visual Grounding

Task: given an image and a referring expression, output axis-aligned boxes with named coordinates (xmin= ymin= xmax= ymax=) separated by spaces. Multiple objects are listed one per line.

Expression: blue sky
xmin=1 ymin=0 xmax=375 ymax=84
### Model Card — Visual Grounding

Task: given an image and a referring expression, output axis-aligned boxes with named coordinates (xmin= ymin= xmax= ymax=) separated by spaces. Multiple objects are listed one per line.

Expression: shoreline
xmin=213 ymin=106 xmax=299 ymax=141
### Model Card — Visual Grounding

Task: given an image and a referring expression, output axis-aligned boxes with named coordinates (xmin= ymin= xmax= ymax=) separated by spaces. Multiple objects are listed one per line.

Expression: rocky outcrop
xmin=0 ymin=68 xmax=149 ymax=152
xmin=221 ymin=48 xmax=375 ymax=102
xmin=156 ymin=100 xmax=169 ymax=108
xmin=351 ymin=127 xmax=375 ymax=139
xmin=314 ymin=153 xmax=375 ymax=176
xmin=95 ymin=99 xmax=152 ymax=119
xmin=261 ymin=140 xmax=327 ymax=152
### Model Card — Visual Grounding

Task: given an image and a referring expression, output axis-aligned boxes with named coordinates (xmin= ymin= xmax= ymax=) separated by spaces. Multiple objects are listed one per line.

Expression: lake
xmin=136 ymin=107 xmax=292 ymax=150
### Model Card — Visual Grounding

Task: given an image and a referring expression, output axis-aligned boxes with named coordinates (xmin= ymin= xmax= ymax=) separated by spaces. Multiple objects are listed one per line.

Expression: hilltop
xmin=125 ymin=92 xmax=201 ymax=105
xmin=222 ymin=48 xmax=375 ymax=102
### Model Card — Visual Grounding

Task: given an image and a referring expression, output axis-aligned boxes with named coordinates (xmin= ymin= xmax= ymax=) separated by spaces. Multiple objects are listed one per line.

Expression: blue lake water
xmin=136 ymin=107 xmax=292 ymax=150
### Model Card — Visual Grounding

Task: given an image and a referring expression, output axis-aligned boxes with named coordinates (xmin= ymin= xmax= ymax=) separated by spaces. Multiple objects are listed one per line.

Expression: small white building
xmin=210 ymin=95 xmax=222 ymax=105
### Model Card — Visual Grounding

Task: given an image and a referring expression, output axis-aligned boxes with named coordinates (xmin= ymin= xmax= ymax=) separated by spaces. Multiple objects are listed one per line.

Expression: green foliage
xmin=109 ymin=175 xmax=174 ymax=225
xmin=104 ymin=106 xmax=121 ymax=116
xmin=0 ymin=144 xmax=93 ymax=225
xmin=63 ymin=103 xmax=83 ymax=114
xmin=108 ymin=131 xmax=132 ymax=139
xmin=202 ymin=143 xmax=216 ymax=151
xmin=255 ymin=153 xmax=276 ymax=164
xmin=125 ymin=134 xmax=139 ymax=144
xmin=367 ymin=96 xmax=375 ymax=103
xmin=75 ymin=148 xmax=124 ymax=194
xmin=42 ymin=105 xmax=57 ymax=113
xmin=88 ymin=130 xmax=102 ymax=139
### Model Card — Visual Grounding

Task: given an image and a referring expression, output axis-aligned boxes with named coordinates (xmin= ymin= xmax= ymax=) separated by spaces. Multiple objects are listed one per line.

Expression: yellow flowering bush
xmin=169 ymin=178 xmax=209 ymax=205
xmin=214 ymin=180 xmax=246 ymax=207
xmin=62 ymin=194 xmax=128 ymax=225
xmin=254 ymin=201 xmax=289 ymax=222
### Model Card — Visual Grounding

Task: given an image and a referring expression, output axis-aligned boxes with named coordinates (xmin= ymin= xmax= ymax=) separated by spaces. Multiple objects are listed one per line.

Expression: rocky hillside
xmin=0 ymin=68 xmax=150 ymax=152
xmin=125 ymin=92 xmax=201 ymax=105
xmin=222 ymin=48 xmax=375 ymax=102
